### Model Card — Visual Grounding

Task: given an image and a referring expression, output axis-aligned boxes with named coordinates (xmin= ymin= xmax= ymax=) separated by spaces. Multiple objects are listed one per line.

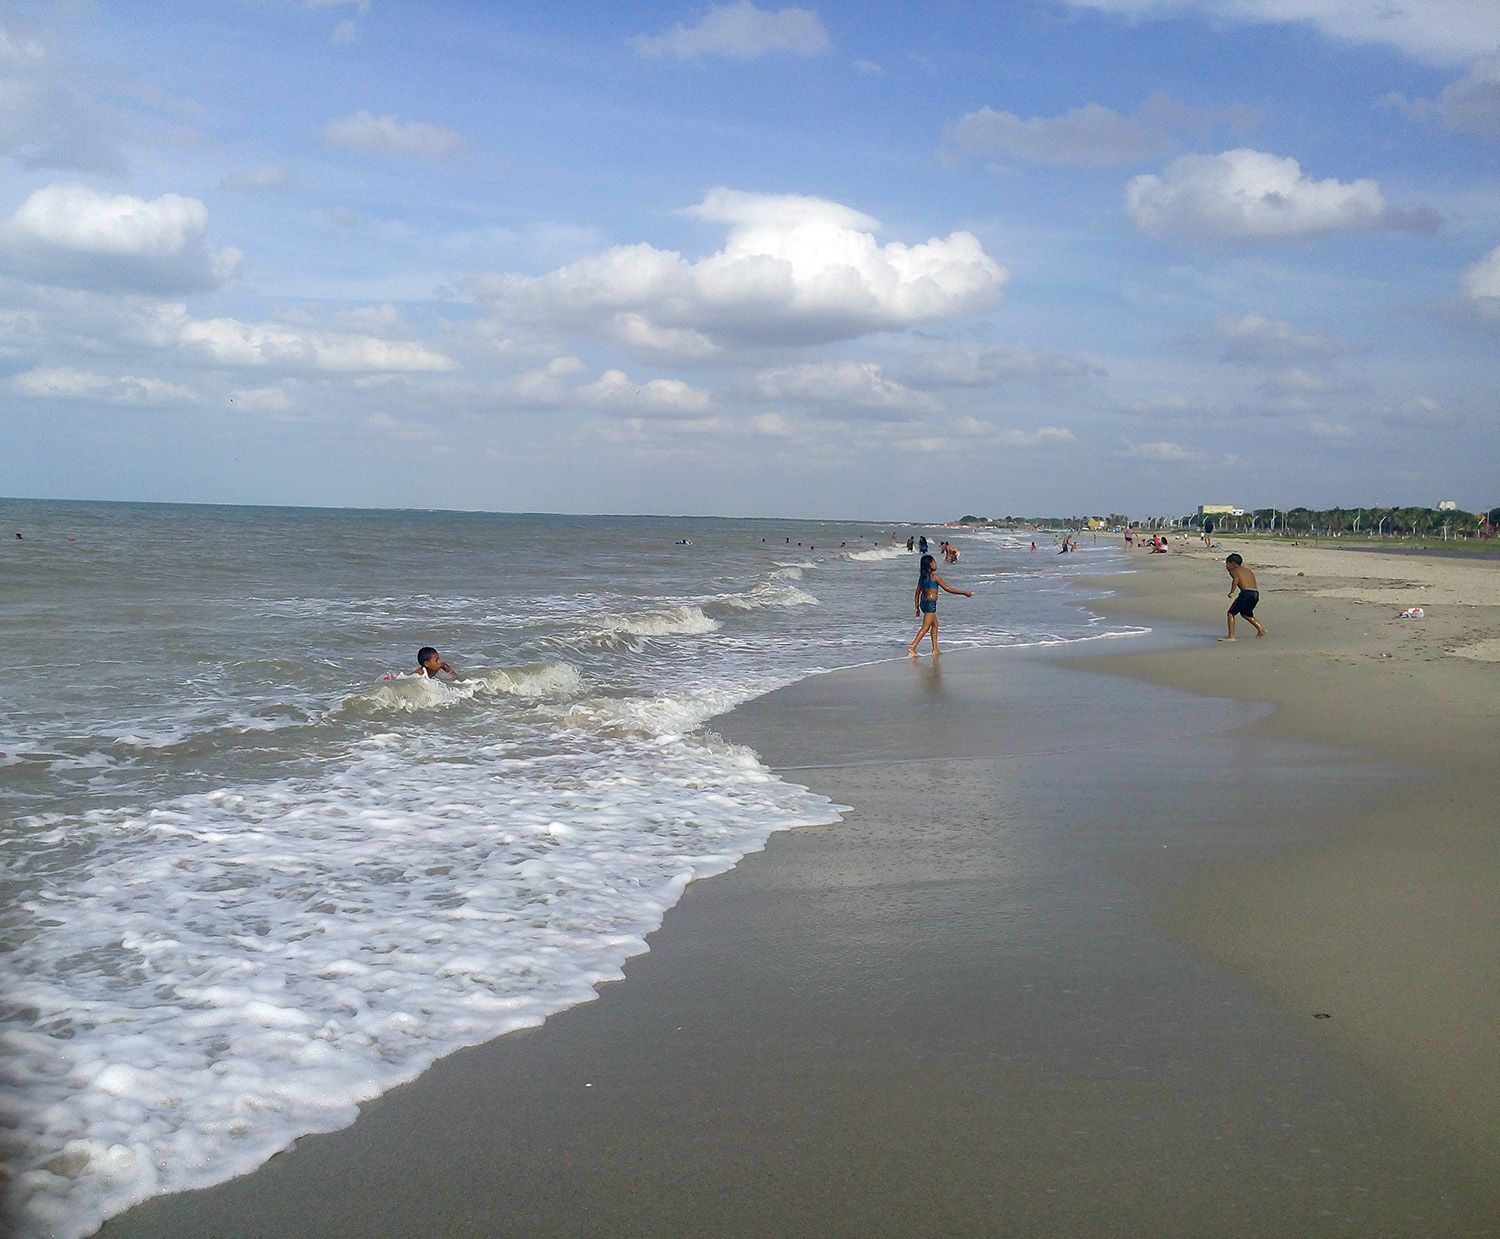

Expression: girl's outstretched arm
xmin=932 ymin=573 xmax=972 ymax=597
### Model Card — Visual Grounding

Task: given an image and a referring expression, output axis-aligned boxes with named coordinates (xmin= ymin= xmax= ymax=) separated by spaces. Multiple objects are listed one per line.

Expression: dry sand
xmin=1071 ymin=537 xmax=1500 ymax=1171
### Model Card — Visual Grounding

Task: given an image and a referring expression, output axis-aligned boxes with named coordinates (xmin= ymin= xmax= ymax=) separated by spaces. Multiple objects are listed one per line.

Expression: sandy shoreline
xmin=96 ymin=543 xmax=1500 ymax=1237
xmin=1068 ymin=537 xmax=1500 ymax=1170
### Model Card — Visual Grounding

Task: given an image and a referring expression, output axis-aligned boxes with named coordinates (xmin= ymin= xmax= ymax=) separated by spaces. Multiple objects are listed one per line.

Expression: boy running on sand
xmin=1222 ymin=554 xmax=1267 ymax=641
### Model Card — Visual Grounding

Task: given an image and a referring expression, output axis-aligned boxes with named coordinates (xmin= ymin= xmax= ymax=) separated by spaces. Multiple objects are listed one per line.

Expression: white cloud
xmin=322 ymin=111 xmax=464 ymax=159
xmin=1195 ymin=311 xmax=1349 ymax=363
xmin=628 ymin=2 xmax=829 ymax=60
xmin=13 ymin=365 xmax=108 ymax=397
xmin=746 ymin=360 xmax=935 ymax=414
xmin=0 ymin=183 xmax=240 ymax=293
xmin=944 ymin=92 xmax=1256 ymax=167
xmin=477 ymin=188 xmax=1008 ymax=349
xmin=144 ymin=304 xmax=457 ymax=373
xmin=577 ymin=368 xmax=714 ymax=417
xmin=331 ymin=20 xmax=360 ymax=46
xmin=1438 ymin=54 xmax=1500 ymax=138
xmin=220 ymin=164 xmax=294 ymax=192
xmin=1054 ymin=0 xmax=1500 ymax=67
xmin=903 ymin=344 xmax=1097 ymax=387
xmin=981 ymin=423 xmax=1077 ymax=448
xmin=1126 ymin=148 xmax=1437 ymax=242
xmin=13 ymin=365 xmax=196 ymax=405
xmin=1462 ymin=244 xmax=1500 ymax=308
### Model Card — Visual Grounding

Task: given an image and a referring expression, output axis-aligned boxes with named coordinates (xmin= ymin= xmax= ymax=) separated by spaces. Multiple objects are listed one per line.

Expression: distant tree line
xmin=958 ymin=507 xmax=1499 ymax=539
xmin=1181 ymin=506 xmax=1500 ymax=538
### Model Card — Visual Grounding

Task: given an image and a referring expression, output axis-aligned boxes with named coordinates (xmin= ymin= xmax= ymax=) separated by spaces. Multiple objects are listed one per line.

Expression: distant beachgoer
xmin=1222 ymin=554 xmax=1267 ymax=641
xmin=1030 ymin=542 xmax=1037 ymax=552
xmin=1202 ymin=521 xmax=1214 ymax=547
xmin=918 ymin=536 xmax=929 ymax=554
xmin=907 ymin=554 xmax=971 ymax=657
xmin=906 ymin=536 xmax=915 ymax=551
xmin=414 ymin=646 xmax=463 ymax=679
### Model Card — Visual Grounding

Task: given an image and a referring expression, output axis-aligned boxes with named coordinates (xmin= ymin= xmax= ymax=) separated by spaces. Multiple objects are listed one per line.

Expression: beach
xmin=98 ymin=537 xmax=1500 ymax=1238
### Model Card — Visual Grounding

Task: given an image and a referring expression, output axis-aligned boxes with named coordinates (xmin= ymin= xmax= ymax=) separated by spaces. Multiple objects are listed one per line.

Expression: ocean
xmin=0 ymin=499 xmax=1139 ymax=1238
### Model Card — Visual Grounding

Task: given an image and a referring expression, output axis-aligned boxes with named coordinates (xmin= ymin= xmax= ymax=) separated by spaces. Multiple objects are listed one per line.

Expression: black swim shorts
xmin=1228 ymin=588 xmax=1259 ymax=617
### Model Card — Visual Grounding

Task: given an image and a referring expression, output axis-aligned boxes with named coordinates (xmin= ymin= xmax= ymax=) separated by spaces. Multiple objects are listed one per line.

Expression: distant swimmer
xmin=414 ymin=646 xmax=463 ymax=679
xmin=907 ymin=553 xmax=971 ymax=657
xmin=676 ymin=538 xmax=693 ymax=545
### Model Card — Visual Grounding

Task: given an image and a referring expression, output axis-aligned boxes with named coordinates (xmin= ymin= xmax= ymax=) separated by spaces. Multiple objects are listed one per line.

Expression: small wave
xmin=712 ymin=581 xmax=819 ymax=611
xmin=342 ymin=661 xmax=584 ymax=714
xmin=343 ymin=674 xmax=466 ymax=714
xmin=844 ymin=545 xmax=911 ymax=562
xmin=582 ymin=604 xmax=719 ymax=643
xmin=475 ymin=662 xmax=584 ymax=698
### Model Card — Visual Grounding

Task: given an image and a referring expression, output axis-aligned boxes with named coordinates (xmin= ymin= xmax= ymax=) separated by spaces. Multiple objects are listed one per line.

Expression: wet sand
xmin=101 ymin=558 xmax=1500 ymax=1236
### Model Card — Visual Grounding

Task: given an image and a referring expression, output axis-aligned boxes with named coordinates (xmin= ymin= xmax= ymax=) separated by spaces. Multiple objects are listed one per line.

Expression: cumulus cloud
xmin=322 ymin=111 xmax=464 ymax=159
xmin=0 ymin=24 xmax=123 ymax=172
xmin=476 ymin=188 xmax=1008 ymax=350
xmin=577 ymin=368 xmax=714 ymax=417
xmin=745 ymin=360 xmax=935 ymax=415
xmin=1462 ymin=244 xmax=1500 ymax=316
xmin=1053 ymin=0 xmax=1500 ymax=67
xmin=220 ymin=164 xmax=294 ymax=192
xmin=143 ymin=303 xmax=457 ymax=373
xmin=628 ymin=2 xmax=829 ymax=60
xmin=943 ymin=92 xmax=1256 ymax=166
xmin=1192 ymin=311 xmax=1349 ymax=364
xmin=1126 ymin=148 xmax=1438 ymax=242
xmin=0 ymin=183 xmax=240 ymax=294
xmin=13 ymin=365 xmax=197 ymax=405
xmin=902 ymin=344 xmax=1097 ymax=388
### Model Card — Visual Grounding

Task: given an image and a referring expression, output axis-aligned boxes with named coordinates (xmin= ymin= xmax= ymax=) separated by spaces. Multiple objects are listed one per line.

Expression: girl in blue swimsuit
xmin=907 ymin=553 xmax=972 ymax=656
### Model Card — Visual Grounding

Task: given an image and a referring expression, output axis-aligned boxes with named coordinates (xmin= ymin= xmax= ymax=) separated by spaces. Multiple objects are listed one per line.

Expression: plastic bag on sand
xmin=1397 ymin=607 xmax=1425 ymax=619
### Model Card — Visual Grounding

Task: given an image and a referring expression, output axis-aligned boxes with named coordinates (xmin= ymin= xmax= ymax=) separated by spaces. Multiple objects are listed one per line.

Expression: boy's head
xmin=417 ymin=646 xmax=439 ymax=668
xmin=1225 ymin=553 xmax=1243 ymax=566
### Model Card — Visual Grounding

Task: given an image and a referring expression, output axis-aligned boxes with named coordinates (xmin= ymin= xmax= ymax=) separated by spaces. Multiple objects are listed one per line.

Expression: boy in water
xmin=1222 ymin=554 xmax=1267 ymax=640
xmin=414 ymin=646 xmax=463 ymax=679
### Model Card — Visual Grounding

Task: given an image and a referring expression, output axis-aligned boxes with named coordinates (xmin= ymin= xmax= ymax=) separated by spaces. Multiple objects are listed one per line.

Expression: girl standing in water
xmin=907 ymin=553 xmax=971 ymax=656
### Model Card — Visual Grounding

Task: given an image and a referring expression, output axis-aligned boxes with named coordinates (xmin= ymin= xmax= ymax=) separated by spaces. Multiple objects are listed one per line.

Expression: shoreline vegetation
xmin=957 ymin=503 xmax=1500 ymax=546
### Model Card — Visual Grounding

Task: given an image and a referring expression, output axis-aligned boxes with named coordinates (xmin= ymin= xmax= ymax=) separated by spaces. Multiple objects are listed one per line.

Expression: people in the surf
xmin=906 ymin=535 xmax=915 ymax=551
xmin=907 ymin=554 xmax=971 ymax=657
xmin=414 ymin=646 xmax=463 ymax=679
xmin=918 ymin=535 xmax=929 ymax=554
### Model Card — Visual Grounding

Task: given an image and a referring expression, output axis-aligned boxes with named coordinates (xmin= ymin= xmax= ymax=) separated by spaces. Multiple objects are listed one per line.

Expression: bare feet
xmin=1218 ymin=636 xmax=1236 ymax=642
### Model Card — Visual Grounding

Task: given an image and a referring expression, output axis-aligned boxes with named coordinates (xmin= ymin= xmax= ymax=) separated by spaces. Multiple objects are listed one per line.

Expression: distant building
xmin=1198 ymin=504 xmax=1244 ymax=517
xmin=1438 ymin=500 xmax=1457 ymax=511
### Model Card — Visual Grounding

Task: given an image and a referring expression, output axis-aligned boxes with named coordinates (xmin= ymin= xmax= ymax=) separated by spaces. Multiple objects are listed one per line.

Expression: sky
xmin=1 ymin=0 xmax=1497 ymax=520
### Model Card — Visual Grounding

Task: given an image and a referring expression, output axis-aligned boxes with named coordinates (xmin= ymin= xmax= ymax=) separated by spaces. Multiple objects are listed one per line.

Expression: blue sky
xmin=2 ymin=0 xmax=1497 ymax=519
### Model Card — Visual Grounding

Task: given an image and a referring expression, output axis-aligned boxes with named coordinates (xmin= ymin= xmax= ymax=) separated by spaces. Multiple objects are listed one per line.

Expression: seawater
xmin=0 ymin=500 xmax=1139 ymax=1238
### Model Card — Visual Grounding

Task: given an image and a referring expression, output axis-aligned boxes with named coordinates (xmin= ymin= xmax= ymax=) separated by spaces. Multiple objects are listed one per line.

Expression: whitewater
xmin=0 ymin=502 xmax=1138 ymax=1237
